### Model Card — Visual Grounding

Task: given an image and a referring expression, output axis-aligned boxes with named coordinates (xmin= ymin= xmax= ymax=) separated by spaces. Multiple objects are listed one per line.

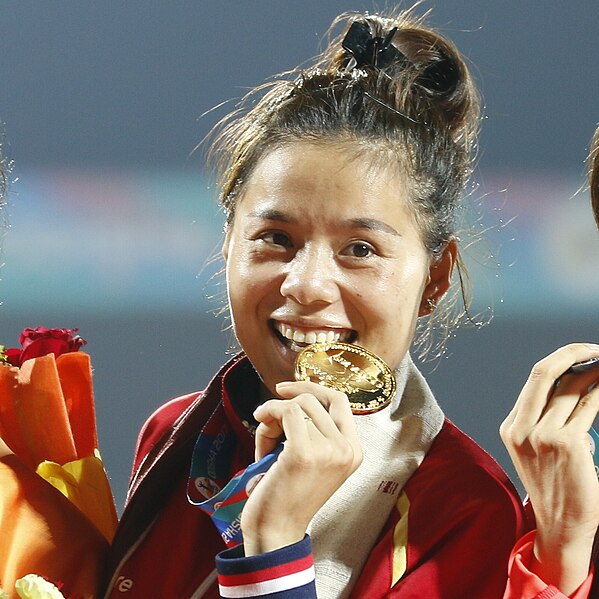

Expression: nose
xmin=280 ymin=244 xmax=341 ymax=306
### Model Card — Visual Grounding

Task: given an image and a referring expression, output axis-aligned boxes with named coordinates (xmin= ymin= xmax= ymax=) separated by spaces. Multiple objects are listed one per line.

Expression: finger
xmin=276 ymin=384 xmax=361 ymax=469
xmin=255 ymin=390 xmax=361 ymax=472
xmin=511 ymin=344 xmax=599 ymax=429
xmin=260 ymin=390 xmax=343 ymax=446
xmin=253 ymin=400 xmax=312 ymax=460
xmin=254 ymin=390 xmax=346 ymax=444
xmin=557 ymin=366 xmax=599 ymax=396
xmin=541 ymin=367 xmax=599 ymax=428
xmin=276 ymin=380 xmax=335 ymax=408
xmin=254 ymin=420 xmax=284 ymax=460
xmin=276 ymin=380 xmax=357 ymax=439
xmin=565 ymin=385 xmax=599 ymax=432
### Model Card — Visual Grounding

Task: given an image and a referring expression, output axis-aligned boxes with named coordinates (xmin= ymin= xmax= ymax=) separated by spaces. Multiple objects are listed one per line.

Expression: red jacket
xmin=101 ymin=354 xmax=545 ymax=598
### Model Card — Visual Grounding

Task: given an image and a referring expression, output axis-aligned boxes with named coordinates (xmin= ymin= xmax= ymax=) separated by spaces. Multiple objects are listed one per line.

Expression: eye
xmin=260 ymin=231 xmax=293 ymax=248
xmin=342 ymin=241 xmax=375 ymax=258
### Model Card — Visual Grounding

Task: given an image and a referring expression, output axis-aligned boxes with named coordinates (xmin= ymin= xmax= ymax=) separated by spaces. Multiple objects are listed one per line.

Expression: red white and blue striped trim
xmin=216 ymin=536 xmax=316 ymax=598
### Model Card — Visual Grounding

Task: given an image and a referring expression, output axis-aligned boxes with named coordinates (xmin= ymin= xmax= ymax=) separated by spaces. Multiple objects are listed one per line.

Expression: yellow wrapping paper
xmin=37 ymin=452 xmax=117 ymax=543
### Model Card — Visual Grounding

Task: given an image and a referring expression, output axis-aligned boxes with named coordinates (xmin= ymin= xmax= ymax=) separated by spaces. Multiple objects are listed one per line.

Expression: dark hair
xmin=209 ymin=7 xmax=481 ymax=358
xmin=589 ymin=125 xmax=599 ymax=229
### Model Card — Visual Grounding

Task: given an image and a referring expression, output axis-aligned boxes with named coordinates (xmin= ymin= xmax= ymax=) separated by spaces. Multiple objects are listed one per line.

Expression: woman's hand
xmin=240 ymin=380 xmax=363 ymax=556
xmin=500 ymin=343 xmax=599 ymax=594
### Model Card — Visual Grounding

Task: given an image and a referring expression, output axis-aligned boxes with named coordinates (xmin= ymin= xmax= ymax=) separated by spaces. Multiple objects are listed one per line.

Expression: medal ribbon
xmin=187 ymin=404 xmax=283 ymax=547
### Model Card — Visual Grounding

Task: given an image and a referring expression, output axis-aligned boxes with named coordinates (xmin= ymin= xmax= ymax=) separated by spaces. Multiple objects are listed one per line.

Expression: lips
xmin=273 ymin=321 xmax=355 ymax=353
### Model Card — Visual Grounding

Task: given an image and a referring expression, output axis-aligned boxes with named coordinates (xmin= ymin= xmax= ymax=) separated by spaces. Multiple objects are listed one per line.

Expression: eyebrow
xmin=348 ymin=218 xmax=400 ymax=237
xmin=247 ymin=208 xmax=297 ymax=223
xmin=247 ymin=209 xmax=400 ymax=237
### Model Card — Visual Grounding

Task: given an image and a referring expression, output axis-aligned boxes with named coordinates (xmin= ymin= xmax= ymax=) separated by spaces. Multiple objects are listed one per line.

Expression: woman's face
xmin=223 ymin=141 xmax=453 ymax=395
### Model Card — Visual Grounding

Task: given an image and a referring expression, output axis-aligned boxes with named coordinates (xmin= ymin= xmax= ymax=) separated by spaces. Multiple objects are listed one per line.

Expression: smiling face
xmin=223 ymin=140 xmax=454 ymax=395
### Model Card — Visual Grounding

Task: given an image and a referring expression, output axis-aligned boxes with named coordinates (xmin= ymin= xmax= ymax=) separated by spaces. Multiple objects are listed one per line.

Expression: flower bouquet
xmin=0 ymin=328 xmax=117 ymax=599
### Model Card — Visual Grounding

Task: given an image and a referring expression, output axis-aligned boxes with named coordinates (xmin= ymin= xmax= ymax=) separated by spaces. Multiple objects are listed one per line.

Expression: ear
xmin=418 ymin=239 xmax=457 ymax=317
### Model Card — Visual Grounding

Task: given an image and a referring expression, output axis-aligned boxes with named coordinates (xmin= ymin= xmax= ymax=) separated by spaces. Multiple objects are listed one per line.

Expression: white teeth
xmin=305 ymin=331 xmax=317 ymax=344
xmin=293 ymin=330 xmax=305 ymax=342
xmin=289 ymin=341 xmax=304 ymax=352
xmin=275 ymin=322 xmax=348 ymax=348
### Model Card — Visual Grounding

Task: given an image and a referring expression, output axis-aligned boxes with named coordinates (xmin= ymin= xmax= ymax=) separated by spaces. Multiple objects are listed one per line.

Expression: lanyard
xmin=187 ymin=403 xmax=283 ymax=547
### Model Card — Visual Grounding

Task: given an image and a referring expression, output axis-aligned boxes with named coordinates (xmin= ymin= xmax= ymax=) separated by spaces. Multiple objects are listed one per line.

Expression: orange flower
xmin=0 ymin=355 xmax=78 ymax=470
xmin=0 ymin=329 xmax=116 ymax=598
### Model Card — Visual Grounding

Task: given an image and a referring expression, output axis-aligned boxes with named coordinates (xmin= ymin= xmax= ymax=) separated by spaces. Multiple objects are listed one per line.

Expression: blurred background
xmin=0 ymin=1 xmax=598 ymax=510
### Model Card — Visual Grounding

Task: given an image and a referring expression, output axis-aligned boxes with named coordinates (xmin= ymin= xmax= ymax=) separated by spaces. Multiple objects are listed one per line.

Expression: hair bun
xmin=417 ymin=48 xmax=459 ymax=95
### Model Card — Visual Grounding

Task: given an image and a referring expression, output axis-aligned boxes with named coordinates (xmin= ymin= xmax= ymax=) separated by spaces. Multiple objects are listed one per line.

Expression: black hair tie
xmin=342 ymin=21 xmax=405 ymax=70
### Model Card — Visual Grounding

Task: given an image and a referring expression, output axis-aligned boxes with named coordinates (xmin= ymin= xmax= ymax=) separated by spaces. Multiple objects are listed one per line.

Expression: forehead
xmin=237 ymin=141 xmax=414 ymax=222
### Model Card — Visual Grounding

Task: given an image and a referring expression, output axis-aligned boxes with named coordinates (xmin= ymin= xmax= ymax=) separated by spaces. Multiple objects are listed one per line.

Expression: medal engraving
xmin=294 ymin=342 xmax=396 ymax=414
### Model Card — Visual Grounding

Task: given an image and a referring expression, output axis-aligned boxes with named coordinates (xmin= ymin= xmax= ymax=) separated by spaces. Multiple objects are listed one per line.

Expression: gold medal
xmin=294 ymin=342 xmax=396 ymax=414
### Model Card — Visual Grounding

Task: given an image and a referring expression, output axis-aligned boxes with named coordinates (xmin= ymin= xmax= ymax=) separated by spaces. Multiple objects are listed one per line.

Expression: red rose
xmin=6 ymin=327 xmax=86 ymax=367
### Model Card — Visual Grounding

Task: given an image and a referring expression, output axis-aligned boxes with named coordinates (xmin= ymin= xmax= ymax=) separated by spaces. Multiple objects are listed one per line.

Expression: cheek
xmin=372 ymin=263 xmax=427 ymax=300
xmin=226 ymin=256 xmax=278 ymax=318
xmin=369 ymin=262 xmax=430 ymax=320
xmin=225 ymin=255 xmax=252 ymax=323
xmin=226 ymin=242 xmax=252 ymax=282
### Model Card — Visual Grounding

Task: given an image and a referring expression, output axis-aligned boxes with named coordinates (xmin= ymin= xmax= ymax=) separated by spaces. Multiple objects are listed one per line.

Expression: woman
xmin=501 ymin=126 xmax=599 ymax=598
xmin=0 ymin=8 xmax=593 ymax=599
xmin=100 ymin=8 xmax=544 ymax=598
xmin=99 ymin=9 xmax=599 ymax=599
